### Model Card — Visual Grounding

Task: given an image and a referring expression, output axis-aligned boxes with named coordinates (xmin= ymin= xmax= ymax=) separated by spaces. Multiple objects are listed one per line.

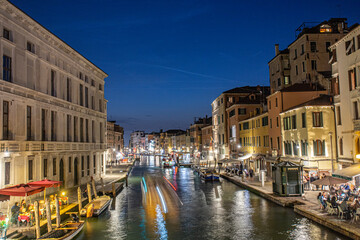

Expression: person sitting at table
xmin=350 ymin=199 xmax=360 ymax=213
xmin=330 ymin=196 xmax=338 ymax=208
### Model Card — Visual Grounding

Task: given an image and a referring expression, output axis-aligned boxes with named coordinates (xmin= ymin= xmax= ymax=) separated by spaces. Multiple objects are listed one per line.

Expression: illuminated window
xmin=320 ymin=24 xmax=332 ymax=33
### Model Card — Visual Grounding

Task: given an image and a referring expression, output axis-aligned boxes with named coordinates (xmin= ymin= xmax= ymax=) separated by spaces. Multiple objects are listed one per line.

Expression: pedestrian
xmin=249 ymin=168 xmax=254 ymax=178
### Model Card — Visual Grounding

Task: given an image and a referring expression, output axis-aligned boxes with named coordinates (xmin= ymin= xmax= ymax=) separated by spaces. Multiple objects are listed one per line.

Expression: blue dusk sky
xmin=10 ymin=0 xmax=360 ymax=144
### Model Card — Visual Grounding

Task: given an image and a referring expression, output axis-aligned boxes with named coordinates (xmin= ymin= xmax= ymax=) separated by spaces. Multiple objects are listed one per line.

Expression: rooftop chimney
xmin=275 ymin=44 xmax=279 ymax=55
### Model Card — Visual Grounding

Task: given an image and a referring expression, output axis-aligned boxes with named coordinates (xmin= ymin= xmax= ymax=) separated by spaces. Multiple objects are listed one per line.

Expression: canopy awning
xmin=0 ymin=184 xmax=45 ymax=197
xmin=311 ymin=176 xmax=349 ymax=186
xmin=332 ymin=163 xmax=360 ymax=181
xmin=0 ymin=194 xmax=10 ymax=202
xmin=28 ymin=179 xmax=62 ymax=188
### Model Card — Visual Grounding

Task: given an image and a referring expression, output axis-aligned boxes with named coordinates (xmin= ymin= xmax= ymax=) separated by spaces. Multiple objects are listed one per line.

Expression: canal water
xmin=76 ymin=156 xmax=347 ymax=240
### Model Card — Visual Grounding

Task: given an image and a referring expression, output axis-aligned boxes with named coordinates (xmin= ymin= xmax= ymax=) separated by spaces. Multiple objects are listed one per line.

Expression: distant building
xmin=212 ymin=86 xmax=269 ymax=160
xmin=129 ymin=131 xmax=145 ymax=153
xmin=106 ymin=121 xmax=124 ymax=164
xmin=189 ymin=116 xmax=212 ymax=159
xmin=269 ymin=18 xmax=350 ymax=94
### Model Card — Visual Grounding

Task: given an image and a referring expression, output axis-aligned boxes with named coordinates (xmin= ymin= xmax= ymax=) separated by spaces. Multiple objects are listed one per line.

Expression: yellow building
xmin=280 ymin=95 xmax=336 ymax=174
xmin=238 ymin=111 xmax=270 ymax=173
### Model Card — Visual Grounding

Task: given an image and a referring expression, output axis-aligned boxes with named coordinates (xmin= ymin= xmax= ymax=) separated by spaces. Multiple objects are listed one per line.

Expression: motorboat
xmin=200 ymin=169 xmax=220 ymax=181
xmin=80 ymin=195 xmax=112 ymax=217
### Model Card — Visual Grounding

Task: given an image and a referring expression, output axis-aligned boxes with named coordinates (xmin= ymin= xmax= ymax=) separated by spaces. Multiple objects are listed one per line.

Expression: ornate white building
xmin=0 ymin=0 xmax=108 ymax=193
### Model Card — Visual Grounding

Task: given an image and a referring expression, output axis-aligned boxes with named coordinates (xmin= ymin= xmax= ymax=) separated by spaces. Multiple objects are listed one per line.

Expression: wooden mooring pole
xmin=112 ymin=182 xmax=116 ymax=198
xmin=34 ymin=201 xmax=41 ymax=239
xmin=77 ymin=187 xmax=82 ymax=214
xmin=55 ymin=196 xmax=61 ymax=228
xmin=45 ymin=199 xmax=52 ymax=233
xmin=91 ymin=179 xmax=98 ymax=198
xmin=87 ymin=183 xmax=92 ymax=202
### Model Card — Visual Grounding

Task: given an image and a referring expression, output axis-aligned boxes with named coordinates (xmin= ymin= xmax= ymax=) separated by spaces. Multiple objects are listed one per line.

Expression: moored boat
xmin=200 ymin=169 xmax=220 ymax=181
xmin=80 ymin=195 xmax=112 ymax=217
xmin=38 ymin=220 xmax=85 ymax=240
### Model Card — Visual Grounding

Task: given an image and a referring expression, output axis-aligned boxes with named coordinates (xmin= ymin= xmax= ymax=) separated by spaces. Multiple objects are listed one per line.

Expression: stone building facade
xmin=0 ymin=0 xmax=108 ymax=193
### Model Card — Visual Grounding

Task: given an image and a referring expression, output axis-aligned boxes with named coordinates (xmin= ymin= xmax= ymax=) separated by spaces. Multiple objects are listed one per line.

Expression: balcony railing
xmin=0 ymin=140 xmax=106 ymax=153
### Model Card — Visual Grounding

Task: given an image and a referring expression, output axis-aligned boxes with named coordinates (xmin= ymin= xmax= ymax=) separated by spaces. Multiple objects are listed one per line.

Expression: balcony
xmin=0 ymin=140 xmax=106 ymax=153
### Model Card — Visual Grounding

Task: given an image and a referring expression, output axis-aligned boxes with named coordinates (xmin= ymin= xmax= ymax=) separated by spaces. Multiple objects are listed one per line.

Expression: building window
xmin=99 ymin=84 xmax=103 ymax=91
xmin=92 ymin=120 xmax=95 ymax=143
xmin=229 ymin=109 xmax=235 ymax=118
xmin=293 ymin=142 xmax=299 ymax=156
xmin=26 ymin=41 xmax=35 ymax=53
xmin=345 ymin=38 xmax=356 ymax=55
xmin=3 ymin=101 xmax=9 ymax=140
xmin=296 ymin=65 xmax=298 ymax=75
xmin=270 ymin=138 xmax=273 ymax=149
xmin=276 ymin=117 xmax=279 ymax=127
xmin=86 ymin=119 xmax=89 ymax=142
xmin=79 ymin=84 xmax=83 ymax=106
xmin=291 ymin=115 xmax=296 ymax=129
xmin=100 ymin=122 xmax=103 ymax=143
xmin=66 ymin=78 xmax=72 ymax=102
xmin=302 ymin=112 xmax=306 ymax=128
xmin=243 ymin=122 xmax=249 ymax=130
xmin=51 ymin=111 xmax=56 ymax=141
xmin=85 ymin=87 xmax=89 ymax=108
xmin=302 ymin=62 xmax=305 ymax=72
xmin=275 ymin=98 xmax=278 ymax=107
xmin=28 ymin=159 xmax=33 ymax=180
xmin=68 ymin=157 xmax=72 ymax=173
xmin=222 ymin=134 xmax=224 ymax=145
xmin=99 ymin=100 xmax=103 ymax=112
xmin=79 ymin=72 xmax=83 ymax=80
xmin=53 ymin=158 xmax=57 ymax=176
xmin=41 ymin=109 xmax=46 ymax=141
xmin=283 ymin=116 xmax=291 ymax=130
xmin=339 ymin=138 xmax=343 ymax=156
xmin=311 ymin=60 xmax=317 ymax=70
xmin=4 ymin=162 xmax=10 ymax=185
xmin=238 ymin=108 xmax=246 ymax=115
xmin=284 ymin=142 xmax=292 ymax=155
xmin=337 ymin=106 xmax=342 ymax=125
xmin=67 ymin=115 xmax=71 ymax=142
xmin=93 ymin=155 xmax=96 ymax=174
xmin=51 ymin=70 xmax=56 ymax=97
xmin=270 ymin=118 xmax=272 ymax=128
xmin=222 ymin=114 xmax=224 ymax=123
xmin=326 ymin=42 xmax=331 ymax=52
xmin=294 ymin=49 xmax=297 ymax=59
xmin=43 ymin=159 xmax=48 ymax=178
xmin=3 ymin=28 xmax=11 ymax=41
xmin=91 ymin=79 xmax=95 ymax=87
xmin=348 ymin=68 xmax=357 ymax=91
xmin=313 ymin=140 xmax=325 ymax=156
xmin=277 ymin=78 xmax=281 ymax=87
xmin=80 ymin=118 xmax=84 ymax=142
xmin=87 ymin=156 xmax=90 ymax=176
xmin=3 ymin=55 xmax=12 ymax=82
xmin=269 ymin=100 xmax=271 ymax=109
xmin=81 ymin=156 xmax=84 ymax=177
xmin=354 ymin=101 xmax=359 ymax=120
xmin=74 ymin=117 xmax=78 ymax=142
xmin=301 ymin=140 xmax=308 ymax=156
xmin=284 ymin=76 xmax=290 ymax=85
xmin=262 ymin=116 xmax=268 ymax=126
xmin=310 ymin=42 xmax=317 ymax=52
xmin=277 ymin=137 xmax=280 ymax=150
xmin=27 ymin=106 xmax=32 ymax=140
xmin=301 ymin=44 xmax=304 ymax=55
xmin=312 ymin=112 xmax=323 ymax=127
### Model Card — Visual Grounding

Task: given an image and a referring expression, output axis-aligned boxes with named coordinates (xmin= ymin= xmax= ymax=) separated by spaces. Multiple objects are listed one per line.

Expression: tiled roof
xmin=280 ymin=83 xmax=325 ymax=92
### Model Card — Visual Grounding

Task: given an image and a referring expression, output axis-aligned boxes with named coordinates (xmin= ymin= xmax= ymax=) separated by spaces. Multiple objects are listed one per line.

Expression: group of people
xmin=225 ymin=163 xmax=254 ymax=178
xmin=318 ymin=183 xmax=360 ymax=220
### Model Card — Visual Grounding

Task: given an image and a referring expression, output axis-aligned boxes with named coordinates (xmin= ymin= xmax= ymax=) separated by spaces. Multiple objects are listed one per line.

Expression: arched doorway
xmin=59 ymin=159 xmax=64 ymax=183
xmin=74 ymin=158 xmax=79 ymax=186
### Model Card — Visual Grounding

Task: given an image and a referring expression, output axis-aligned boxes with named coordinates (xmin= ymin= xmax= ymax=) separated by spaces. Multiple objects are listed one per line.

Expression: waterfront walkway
xmin=221 ymin=173 xmax=360 ymax=240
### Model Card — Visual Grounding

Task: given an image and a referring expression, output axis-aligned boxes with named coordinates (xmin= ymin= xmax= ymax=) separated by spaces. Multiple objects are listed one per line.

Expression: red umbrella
xmin=0 ymin=184 xmax=44 ymax=197
xmin=28 ymin=179 xmax=62 ymax=201
xmin=28 ymin=179 xmax=62 ymax=188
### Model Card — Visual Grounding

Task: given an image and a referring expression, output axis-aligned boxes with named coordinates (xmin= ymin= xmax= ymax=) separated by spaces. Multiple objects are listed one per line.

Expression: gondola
xmin=39 ymin=217 xmax=84 ymax=240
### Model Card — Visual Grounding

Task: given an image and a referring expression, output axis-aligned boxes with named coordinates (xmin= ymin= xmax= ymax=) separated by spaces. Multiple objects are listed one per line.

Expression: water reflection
xmin=76 ymin=155 xmax=348 ymax=240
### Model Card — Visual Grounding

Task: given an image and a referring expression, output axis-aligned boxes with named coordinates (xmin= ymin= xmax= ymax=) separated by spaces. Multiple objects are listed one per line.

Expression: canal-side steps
xmin=220 ymin=173 xmax=360 ymax=240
